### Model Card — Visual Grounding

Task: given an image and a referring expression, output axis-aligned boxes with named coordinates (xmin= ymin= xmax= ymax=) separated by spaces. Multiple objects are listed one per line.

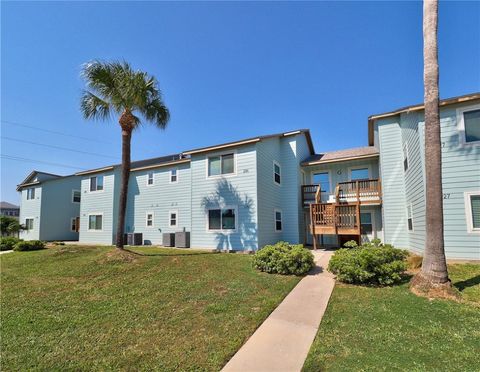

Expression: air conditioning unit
xmin=162 ymin=233 xmax=175 ymax=247
xmin=175 ymin=232 xmax=190 ymax=248
xmin=124 ymin=233 xmax=143 ymax=246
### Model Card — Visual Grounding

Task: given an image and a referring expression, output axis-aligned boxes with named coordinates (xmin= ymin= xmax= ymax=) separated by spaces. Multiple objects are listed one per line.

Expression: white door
xmin=360 ymin=212 xmax=374 ymax=243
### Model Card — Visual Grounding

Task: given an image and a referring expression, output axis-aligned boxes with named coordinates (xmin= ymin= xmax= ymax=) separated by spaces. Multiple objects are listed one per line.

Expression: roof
xmin=182 ymin=129 xmax=315 ymax=155
xmin=368 ymin=92 xmax=480 ymax=145
xmin=302 ymin=146 xmax=379 ymax=166
xmin=0 ymin=201 xmax=19 ymax=209
xmin=16 ymin=170 xmax=62 ymax=191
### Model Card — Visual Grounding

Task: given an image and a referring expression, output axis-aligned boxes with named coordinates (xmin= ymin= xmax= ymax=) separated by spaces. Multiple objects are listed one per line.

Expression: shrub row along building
xmin=17 ymin=93 xmax=480 ymax=260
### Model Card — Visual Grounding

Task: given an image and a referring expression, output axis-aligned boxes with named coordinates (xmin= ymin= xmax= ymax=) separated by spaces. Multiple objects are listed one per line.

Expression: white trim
xmin=88 ymin=175 xmax=105 ymax=193
xmin=87 ymin=212 xmax=104 ymax=232
xmin=26 ymin=187 xmax=36 ymax=200
xmin=406 ymin=203 xmax=414 ymax=232
xmin=457 ymin=104 xmax=480 ymax=146
xmin=464 ymin=191 xmax=480 ymax=234
xmin=70 ymin=217 xmax=77 ymax=232
xmin=274 ymin=209 xmax=283 ymax=232
xmin=273 ymin=160 xmax=282 ymax=186
xmin=170 ymin=168 xmax=179 ymax=183
xmin=169 ymin=210 xmax=178 ymax=227
xmin=71 ymin=189 xmax=81 ymax=203
xmin=348 ymin=165 xmax=372 ymax=181
xmin=300 ymin=170 xmax=306 ymax=185
xmin=205 ymin=205 xmax=238 ymax=233
xmin=146 ymin=171 xmax=155 ymax=187
xmin=145 ymin=211 xmax=154 ymax=228
xmin=24 ymin=217 xmax=34 ymax=231
xmin=206 ymin=150 xmax=237 ymax=179
xmin=360 ymin=211 xmax=375 ymax=239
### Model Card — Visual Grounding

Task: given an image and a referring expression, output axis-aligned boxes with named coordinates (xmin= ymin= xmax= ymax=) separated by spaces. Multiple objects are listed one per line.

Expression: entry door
xmin=360 ymin=212 xmax=374 ymax=243
xmin=75 ymin=217 xmax=80 ymax=233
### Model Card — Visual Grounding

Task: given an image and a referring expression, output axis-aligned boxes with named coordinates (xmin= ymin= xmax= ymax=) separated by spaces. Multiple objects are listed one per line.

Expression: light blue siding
xmin=19 ymin=186 xmax=42 ymax=241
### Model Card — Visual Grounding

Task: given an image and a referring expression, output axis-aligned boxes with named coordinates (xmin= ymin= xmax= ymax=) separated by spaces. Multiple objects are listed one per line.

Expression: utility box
xmin=162 ymin=233 xmax=175 ymax=247
xmin=175 ymin=232 xmax=190 ymax=248
xmin=124 ymin=233 xmax=143 ymax=246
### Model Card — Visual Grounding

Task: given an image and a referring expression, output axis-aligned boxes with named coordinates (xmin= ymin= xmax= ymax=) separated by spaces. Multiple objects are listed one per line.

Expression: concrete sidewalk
xmin=222 ymin=250 xmax=335 ymax=372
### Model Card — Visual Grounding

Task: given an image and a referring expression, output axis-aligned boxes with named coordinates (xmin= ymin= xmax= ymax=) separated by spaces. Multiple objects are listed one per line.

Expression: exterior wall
xmin=19 ymin=186 xmax=42 ymax=241
xmin=190 ymin=144 xmax=258 ymax=251
xmin=125 ymin=163 xmax=191 ymax=245
xmin=79 ymin=170 xmax=118 ymax=245
xmin=39 ymin=176 xmax=81 ymax=241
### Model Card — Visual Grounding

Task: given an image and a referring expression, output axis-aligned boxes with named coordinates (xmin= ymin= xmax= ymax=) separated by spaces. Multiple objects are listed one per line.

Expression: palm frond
xmin=80 ymin=90 xmax=111 ymax=121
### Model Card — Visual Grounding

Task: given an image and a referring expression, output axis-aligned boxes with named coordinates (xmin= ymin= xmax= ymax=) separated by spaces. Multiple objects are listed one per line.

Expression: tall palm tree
xmin=80 ymin=61 xmax=170 ymax=249
xmin=411 ymin=0 xmax=453 ymax=295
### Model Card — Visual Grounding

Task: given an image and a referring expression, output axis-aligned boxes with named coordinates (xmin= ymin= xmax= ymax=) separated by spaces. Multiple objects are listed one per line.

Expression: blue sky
xmin=1 ymin=1 xmax=479 ymax=203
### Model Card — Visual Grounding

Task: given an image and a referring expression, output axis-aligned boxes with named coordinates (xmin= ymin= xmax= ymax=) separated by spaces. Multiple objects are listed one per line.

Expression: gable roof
xmin=302 ymin=146 xmax=379 ymax=166
xmin=182 ymin=129 xmax=315 ymax=155
xmin=16 ymin=170 xmax=62 ymax=190
xmin=0 ymin=201 xmax=19 ymax=209
xmin=367 ymin=92 xmax=480 ymax=145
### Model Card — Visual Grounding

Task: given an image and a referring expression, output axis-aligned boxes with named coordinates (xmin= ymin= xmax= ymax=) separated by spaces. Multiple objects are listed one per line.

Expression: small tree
xmin=0 ymin=216 xmax=24 ymax=237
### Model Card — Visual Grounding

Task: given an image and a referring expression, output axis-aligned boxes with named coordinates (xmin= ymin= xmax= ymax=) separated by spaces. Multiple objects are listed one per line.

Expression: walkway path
xmin=0 ymin=250 xmax=14 ymax=255
xmin=222 ymin=250 xmax=335 ymax=372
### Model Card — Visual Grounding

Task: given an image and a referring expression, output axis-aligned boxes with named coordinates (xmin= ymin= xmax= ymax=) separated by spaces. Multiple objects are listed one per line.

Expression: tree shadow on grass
xmin=453 ymin=275 xmax=480 ymax=292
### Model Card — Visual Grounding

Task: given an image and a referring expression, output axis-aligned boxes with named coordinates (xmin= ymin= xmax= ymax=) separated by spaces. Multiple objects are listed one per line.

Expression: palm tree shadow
xmin=454 ymin=275 xmax=480 ymax=292
xmin=201 ymin=179 xmax=257 ymax=251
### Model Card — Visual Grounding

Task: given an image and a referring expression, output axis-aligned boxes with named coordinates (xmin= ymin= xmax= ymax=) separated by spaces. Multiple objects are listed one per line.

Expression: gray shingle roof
xmin=0 ymin=201 xmax=19 ymax=209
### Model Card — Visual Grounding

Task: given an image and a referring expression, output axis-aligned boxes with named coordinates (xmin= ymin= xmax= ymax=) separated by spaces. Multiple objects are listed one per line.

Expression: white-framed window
xmin=170 ymin=168 xmax=178 ymax=183
xmin=25 ymin=218 xmax=34 ymax=230
xmin=273 ymin=161 xmax=281 ymax=185
xmin=72 ymin=190 xmax=81 ymax=203
xmin=350 ymin=167 xmax=370 ymax=181
xmin=26 ymin=188 xmax=35 ymax=200
xmin=88 ymin=214 xmax=103 ymax=231
xmin=207 ymin=207 xmax=237 ymax=231
xmin=71 ymin=218 xmax=77 ymax=232
xmin=146 ymin=212 xmax=154 ymax=227
xmin=312 ymin=171 xmax=331 ymax=194
xmin=147 ymin=172 xmax=154 ymax=186
xmin=360 ymin=212 xmax=374 ymax=235
xmin=89 ymin=175 xmax=104 ymax=192
xmin=403 ymin=143 xmax=409 ymax=172
xmin=169 ymin=210 xmax=178 ymax=227
xmin=208 ymin=153 xmax=235 ymax=177
xmin=464 ymin=191 xmax=480 ymax=234
xmin=407 ymin=204 xmax=414 ymax=231
xmin=274 ymin=209 xmax=282 ymax=232
xmin=457 ymin=105 xmax=480 ymax=145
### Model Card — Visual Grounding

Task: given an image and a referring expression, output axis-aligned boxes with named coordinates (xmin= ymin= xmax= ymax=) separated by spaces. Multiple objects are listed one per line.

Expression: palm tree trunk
xmin=115 ymin=129 xmax=132 ymax=249
xmin=411 ymin=0 xmax=453 ymax=295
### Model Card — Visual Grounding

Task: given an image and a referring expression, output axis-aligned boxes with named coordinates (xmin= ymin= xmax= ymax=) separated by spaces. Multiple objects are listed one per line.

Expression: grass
xmin=1 ymin=245 xmax=300 ymax=371
xmin=303 ymin=264 xmax=480 ymax=371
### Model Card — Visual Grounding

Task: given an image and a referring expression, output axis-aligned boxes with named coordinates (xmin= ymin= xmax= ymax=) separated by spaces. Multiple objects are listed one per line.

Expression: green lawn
xmin=1 ymin=246 xmax=300 ymax=371
xmin=303 ymin=264 xmax=480 ymax=371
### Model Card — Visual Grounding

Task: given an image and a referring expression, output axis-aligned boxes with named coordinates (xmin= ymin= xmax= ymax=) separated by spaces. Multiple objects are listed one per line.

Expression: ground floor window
xmin=169 ymin=211 xmax=177 ymax=227
xmin=208 ymin=208 xmax=236 ymax=231
xmin=407 ymin=204 xmax=413 ymax=231
xmin=88 ymin=214 xmax=103 ymax=231
xmin=71 ymin=218 xmax=77 ymax=232
xmin=274 ymin=209 xmax=282 ymax=232
xmin=465 ymin=191 xmax=480 ymax=233
xmin=360 ymin=212 xmax=373 ymax=235
xmin=146 ymin=212 xmax=154 ymax=227
xmin=25 ymin=218 xmax=34 ymax=230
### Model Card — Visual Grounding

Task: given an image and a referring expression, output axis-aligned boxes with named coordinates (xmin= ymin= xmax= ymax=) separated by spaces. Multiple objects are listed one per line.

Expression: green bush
xmin=252 ymin=241 xmax=315 ymax=275
xmin=0 ymin=237 xmax=22 ymax=251
xmin=14 ymin=240 xmax=45 ymax=252
xmin=343 ymin=240 xmax=358 ymax=248
xmin=328 ymin=242 xmax=408 ymax=285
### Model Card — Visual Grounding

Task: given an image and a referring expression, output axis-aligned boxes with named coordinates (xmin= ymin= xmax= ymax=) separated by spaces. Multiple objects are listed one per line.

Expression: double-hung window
xmin=88 ymin=214 xmax=103 ymax=230
xmin=169 ymin=211 xmax=177 ymax=227
xmin=273 ymin=161 xmax=281 ymax=185
xmin=71 ymin=218 xmax=77 ymax=232
xmin=463 ymin=109 xmax=480 ymax=143
xmin=407 ymin=204 xmax=413 ymax=231
xmin=360 ymin=212 xmax=373 ymax=235
xmin=403 ymin=143 xmax=409 ymax=172
xmin=25 ymin=218 xmax=34 ymax=230
xmin=147 ymin=172 xmax=154 ymax=186
xmin=72 ymin=190 xmax=81 ymax=203
xmin=274 ymin=210 xmax=282 ymax=232
xmin=146 ymin=212 xmax=154 ymax=227
xmin=90 ymin=175 xmax=104 ymax=192
xmin=208 ymin=153 xmax=234 ymax=177
xmin=26 ymin=188 xmax=35 ymax=200
xmin=208 ymin=208 xmax=236 ymax=231
xmin=465 ymin=191 xmax=480 ymax=233
xmin=170 ymin=169 xmax=178 ymax=183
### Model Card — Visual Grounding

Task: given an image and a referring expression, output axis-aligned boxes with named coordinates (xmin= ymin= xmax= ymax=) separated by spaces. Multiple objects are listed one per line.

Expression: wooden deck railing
xmin=336 ymin=179 xmax=382 ymax=204
xmin=302 ymin=184 xmax=321 ymax=206
xmin=310 ymin=203 xmax=360 ymax=235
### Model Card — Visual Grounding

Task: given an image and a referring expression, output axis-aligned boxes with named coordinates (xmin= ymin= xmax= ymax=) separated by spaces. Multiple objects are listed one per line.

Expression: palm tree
xmin=80 ymin=61 xmax=170 ymax=249
xmin=411 ymin=0 xmax=454 ymax=296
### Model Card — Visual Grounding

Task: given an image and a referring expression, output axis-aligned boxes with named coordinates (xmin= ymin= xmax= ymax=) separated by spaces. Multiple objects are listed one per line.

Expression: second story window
xmin=208 ymin=153 xmax=234 ymax=177
xmin=464 ymin=109 xmax=480 ymax=143
xmin=170 ymin=169 xmax=178 ymax=183
xmin=407 ymin=204 xmax=413 ymax=231
xmin=313 ymin=172 xmax=331 ymax=194
xmin=350 ymin=168 xmax=369 ymax=181
xmin=89 ymin=175 xmax=104 ymax=192
xmin=273 ymin=161 xmax=281 ymax=185
xmin=403 ymin=143 xmax=409 ymax=172
xmin=26 ymin=188 xmax=35 ymax=200
xmin=147 ymin=172 xmax=154 ymax=186
xmin=72 ymin=190 xmax=81 ymax=203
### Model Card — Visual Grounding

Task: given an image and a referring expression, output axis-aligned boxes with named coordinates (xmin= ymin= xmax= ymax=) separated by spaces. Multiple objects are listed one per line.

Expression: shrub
xmin=0 ymin=237 xmax=22 ymax=251
xmin=343 ymin=240 xmax=358 ymax=248
xmin=252 ymin=241 xmax=315 ymax=275
xmin=52 ymin=241 xmax=65 ymax=246
xmin=328 ymin=242 xmax=408 ymax=285
xmin=14 ymin=240 xmax=45 ymax=252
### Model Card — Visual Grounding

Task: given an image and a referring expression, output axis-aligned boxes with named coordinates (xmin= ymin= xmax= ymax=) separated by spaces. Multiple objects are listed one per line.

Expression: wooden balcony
xmin=310 ymin=203 xmax=360 ymax=235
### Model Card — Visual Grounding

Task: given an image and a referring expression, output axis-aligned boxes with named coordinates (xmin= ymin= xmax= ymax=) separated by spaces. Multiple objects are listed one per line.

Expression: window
xmin=25 ymin=218 xmax=34 ymax=230
xmin=88 ymin=214 xmax=103 ymax=230
xmin=26 ymin=188 xmax=35 ymax=200
xmin=146 ymin=212 xmax=154 ymax=227
xmin=71 ymin=218 xmax=77 ymax=232
xmin=273 ymin=161 xmax=281 ymax=185
xmin=360 ymin=212 xmax=373 ymax=235
xmin=208 ymin=153 xmax=234 ymax=177
xmin=170 ymin=169 xmax=178 ymax=183
xmin=403 ymin=143 xmax=409 ymax=172
xmin=89 ymin=175 xmax=104 ymax=192
xmin=72 ymin=190 xmax=81 ymax=203
xmin=274 ymin=210 xmax=282 ymax=232
xmin=147 ymin=172 xmax=154 ymax=186
xmin=169 ymin=211 xmax=177 ymax=227
xmin=312 ymin=172 xmax=331 ymax=193
xmin=407 ymin=204 xmax=413 ymax=231
xmin=464 ymin=109 xmax=480 ymax=143
xmin=465 ymin=191 xmax=480 ymax=233
xmin=208 ymin=208 xmax=236 ymax=231
xmin=350 ymin=168 xmax=369 ymax=181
